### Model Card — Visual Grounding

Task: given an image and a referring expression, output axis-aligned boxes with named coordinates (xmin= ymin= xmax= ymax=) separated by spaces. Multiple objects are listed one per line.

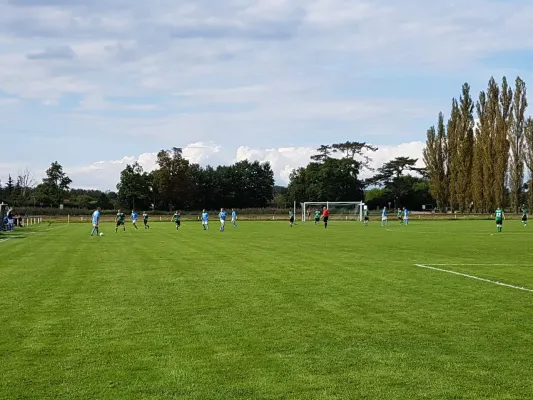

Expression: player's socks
xmin=91 ymin=228 xmax=95 ymax=236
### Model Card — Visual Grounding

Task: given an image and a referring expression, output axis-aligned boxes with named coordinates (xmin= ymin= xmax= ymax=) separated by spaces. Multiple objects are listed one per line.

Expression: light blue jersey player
xmin=131 ymin=210 xmax=139 ymax=230
xmin=91 ymin=207 xmax=101 ymax=236
xmin=219 ymin=208 xmax=227 ymax=231
xmin=381 ymin=207 xmax=388 ymax=227
xmin=403 ymin=208 xmax=409 ymax=225
xmin=201 ymin=209 xmax=209 ymax=230
xmin=231 ymin=208 xmax=237 ymax=227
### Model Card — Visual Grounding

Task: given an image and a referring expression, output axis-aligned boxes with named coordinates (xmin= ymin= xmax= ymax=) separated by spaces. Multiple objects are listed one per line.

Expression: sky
xmin=1 ymin=0 xmax=533 ymax=191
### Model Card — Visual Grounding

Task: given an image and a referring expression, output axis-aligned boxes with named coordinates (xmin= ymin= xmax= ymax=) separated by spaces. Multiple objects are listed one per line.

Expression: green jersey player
xmin=397 ymin=209 xmax=403 ymax=224
xmin=314 ymin=210 xmax=320 ymax=224
xmin=143 ymin=212 xmax=149 ymax=229
xmin=495 ymin=207 xmax=504 ymax=232
xmin=115 ymin=210 xmax=126 ymax=232
xmin=172 ymin=211 xmax=181 ymax=230
xmin=521 ymin=205 xmax=527 ymax=226
xmin=289 ymin=210 xmax=294 ymax=227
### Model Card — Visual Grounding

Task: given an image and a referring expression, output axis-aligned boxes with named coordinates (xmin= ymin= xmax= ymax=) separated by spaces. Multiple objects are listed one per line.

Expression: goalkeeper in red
xmin=495 ymin=207 xmax=504 ymax=232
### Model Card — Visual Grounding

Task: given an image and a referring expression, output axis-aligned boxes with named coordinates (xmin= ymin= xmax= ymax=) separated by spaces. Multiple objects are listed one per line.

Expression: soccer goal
xmin=301 ymin=201 xmax=365 ymax=221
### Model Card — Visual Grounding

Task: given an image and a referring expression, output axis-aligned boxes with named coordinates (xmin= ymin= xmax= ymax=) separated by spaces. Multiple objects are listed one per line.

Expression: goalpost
xmin=301 ymin=201 xmax=365 ymax=222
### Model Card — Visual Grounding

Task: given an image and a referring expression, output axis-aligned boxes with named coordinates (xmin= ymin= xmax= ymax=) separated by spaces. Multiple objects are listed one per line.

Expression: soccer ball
xmin=99 ymin=232 xmax=104 ymax=236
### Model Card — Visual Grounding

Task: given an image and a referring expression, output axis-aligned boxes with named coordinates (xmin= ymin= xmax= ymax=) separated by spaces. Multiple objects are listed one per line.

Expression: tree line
xmin=424 ymin=76 xmax=533 ymax=213
xmin=116 ymin=147 xmax=275 ymax=211
xmin=0 ymin=149 xmax=275 ymax=212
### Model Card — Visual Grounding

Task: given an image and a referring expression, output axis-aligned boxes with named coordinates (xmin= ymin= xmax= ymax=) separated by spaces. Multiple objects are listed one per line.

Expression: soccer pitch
xmin=1 ymin=220 xmax=533 ymax=399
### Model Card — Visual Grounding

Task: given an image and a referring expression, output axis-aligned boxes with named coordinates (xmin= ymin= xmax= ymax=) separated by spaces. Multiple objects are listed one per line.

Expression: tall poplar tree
xmin=481 ymin=78 xmax=500 ymax=212
xmin=509 ymin=77 xmax=528 ymax=212
xmin=494 ymin=77 xmax=512 ymax=209
xmin=423 ymin=112 xmax=448 ymax=211
xmin=524 ymin=117 xmax=533 ymax=210
xmin=457 ymin=83 xmax=475 ymax=211
xmin=471 ymin=119 xmax=485 ymax=212
xmin=447 ymin=99 xmax=460 ymax=210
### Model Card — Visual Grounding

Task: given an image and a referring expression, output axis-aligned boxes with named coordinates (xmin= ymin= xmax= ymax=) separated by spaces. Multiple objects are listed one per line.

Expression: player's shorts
xmin=364 ymin=216 xmax=369 ymax=221
xmin=231 ymin=218 xmax=236 ymax=223
xmin=220 ymin=219 xmax=225 ymax=224
xmin=314 ymin=217 xmax=320 ymax=222
xmin=116 ymin=221 xmax=124 ymax=226
xmin=202 ymin=220 xmax=208 ymax=224
xmin=143 ymin=219 xmax=148 ymax=224
xmin=382 ymin=216 xmax=388 ymax=221
xmin=132 ymin=219 xmax=137 ymax=224
xmin=289 ymin=216 xmax=294 ymax=223
xmin=323 ymin=216 xmax=329 ymax=223
xmin=496 ymin=219 xmax=503 ymax=225
xmin=175 ymin=220 xmax=181 ymax=226
xmin=522 ymin=215 xmax=527 ymax=222
xmin=93 ymin=223 xmax=99 ymax=228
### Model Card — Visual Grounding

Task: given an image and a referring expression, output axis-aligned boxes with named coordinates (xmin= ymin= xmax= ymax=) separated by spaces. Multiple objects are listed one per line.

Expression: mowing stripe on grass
xmin=414 ymin=263 xmax=533 ymax=293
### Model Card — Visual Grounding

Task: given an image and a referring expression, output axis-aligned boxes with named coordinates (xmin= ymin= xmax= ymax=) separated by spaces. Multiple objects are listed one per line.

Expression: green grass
xmin=1 ymin=219 xmax=533 ymax=399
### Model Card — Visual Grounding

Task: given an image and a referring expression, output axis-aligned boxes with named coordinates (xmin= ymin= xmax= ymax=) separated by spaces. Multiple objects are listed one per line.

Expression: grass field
xmin=1 ymin=219 xmax=533 ymax=399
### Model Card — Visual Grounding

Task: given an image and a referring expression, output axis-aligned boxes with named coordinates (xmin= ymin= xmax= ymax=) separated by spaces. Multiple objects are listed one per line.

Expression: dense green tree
xmin=368 ymin=157 xmax=426 ymax=209
xmin=116 ymin=162 xmax=152 ymax=210
xmin=287 ymin=143 xmax=367 ymax=203
xmin=41 ymin=162 xmax=72 ymax=206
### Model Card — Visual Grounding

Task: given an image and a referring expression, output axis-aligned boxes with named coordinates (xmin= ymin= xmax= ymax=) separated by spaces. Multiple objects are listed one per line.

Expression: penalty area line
xmin=414 ymin=263 xmax=533 ymax=293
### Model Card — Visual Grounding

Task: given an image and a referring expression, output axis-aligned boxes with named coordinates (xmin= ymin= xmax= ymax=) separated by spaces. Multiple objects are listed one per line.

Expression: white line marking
xmin=414 ymin=264 xmax=533 ymax=292
xmin=429 ymin=263 xmax=533 ymax=266
xmin=0 ymin=238 xmax=8 ymax=243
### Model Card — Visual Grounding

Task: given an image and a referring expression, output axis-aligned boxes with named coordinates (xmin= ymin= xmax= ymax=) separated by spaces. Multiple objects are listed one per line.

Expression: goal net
xmin=301 ymin=201 xmax=365 ymax=221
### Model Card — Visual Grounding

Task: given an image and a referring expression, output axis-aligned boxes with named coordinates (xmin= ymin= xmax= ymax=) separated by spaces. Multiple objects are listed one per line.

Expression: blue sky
xmin=1 ymin=0 xmax=533 ymax=190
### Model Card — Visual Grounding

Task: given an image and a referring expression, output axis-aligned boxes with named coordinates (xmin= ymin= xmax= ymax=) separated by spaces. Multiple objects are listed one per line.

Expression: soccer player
xmin=115 ymin=209 xmax=126 ymax=232
xmin=131 ymin=210 xmax=139 ymax=230
xmin=172 ymin=211 xmax=181 ymax=230
xmin=381 ymin=207 xmax=388 ymax=227
xmin=91 ymin=207 xmax=101 ymax=236
xmin=397 ymin=208 xmax=403 ymax=224
xmin=364 ymin=208 xmax=369 ymax=226
xmin=322 ymin=206 xmax=329 ymax=229
xmin=201 ymin=209 xmax=209 ymax=230
xmin=314 ymin=209 xmax=320 ymax=224
xmin=521 ymin=204 xmax=527 ymax=226
xmin=495 ymin=207 xmax=505 ymax=232
xmin=289 ymin=209 xmax=295 ymax=227
xmin=231 ymin=208 xmax=237 ymax=228
xmin=219 ymin=208 xmax=227 ymax=231
xmin=142 ymin=211 xmax=150 ymax=229
xmin=403 ymin=207 xmax=409 ymax=225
